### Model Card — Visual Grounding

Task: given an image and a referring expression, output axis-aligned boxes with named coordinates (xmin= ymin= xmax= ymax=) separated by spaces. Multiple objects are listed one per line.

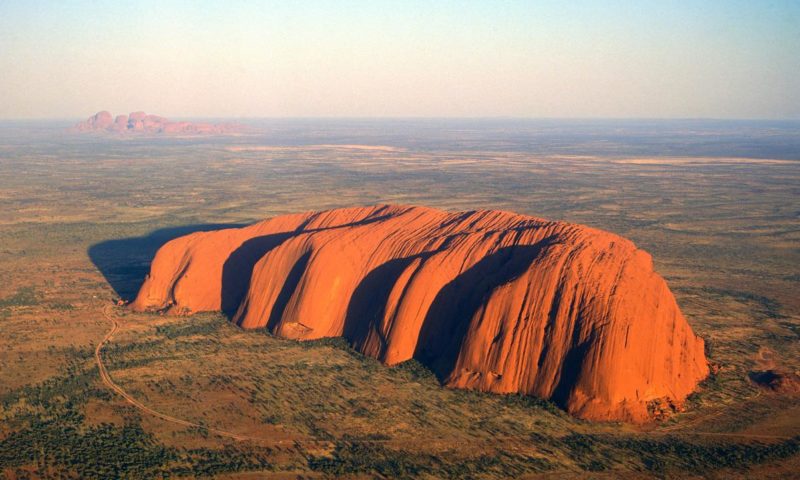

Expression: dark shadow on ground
xmin=88 ymin=209 xmax=407 ymax=315
xmin=88 ymin=223 xmax=244 ymax=301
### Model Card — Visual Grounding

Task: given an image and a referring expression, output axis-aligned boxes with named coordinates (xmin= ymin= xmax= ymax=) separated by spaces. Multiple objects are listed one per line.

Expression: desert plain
xmin=0 ymin=119 xmax=798 ymax=478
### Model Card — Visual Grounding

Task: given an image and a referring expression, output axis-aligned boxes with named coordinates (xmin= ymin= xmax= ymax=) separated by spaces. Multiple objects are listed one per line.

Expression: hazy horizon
xmin=5 ymin=115 xmax=800 ymax=122
xmin=2 ymin=0 xmax=799 ymax=120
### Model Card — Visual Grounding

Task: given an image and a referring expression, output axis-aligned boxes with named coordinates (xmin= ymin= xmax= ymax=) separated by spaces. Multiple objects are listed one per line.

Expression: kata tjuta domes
xmin=72 ymin=111 xmax=244 ymax=135
xmin=132 ymin=205 xmax=709 ymax=422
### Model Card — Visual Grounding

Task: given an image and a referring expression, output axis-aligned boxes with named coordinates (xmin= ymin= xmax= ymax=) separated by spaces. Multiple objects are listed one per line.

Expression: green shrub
xmin=0 ymin=287 xmax=39 ymax=308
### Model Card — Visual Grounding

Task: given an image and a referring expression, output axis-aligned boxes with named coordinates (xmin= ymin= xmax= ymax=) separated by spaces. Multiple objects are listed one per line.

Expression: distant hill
xmin=72 ymin=111 xmax=245 ymax=135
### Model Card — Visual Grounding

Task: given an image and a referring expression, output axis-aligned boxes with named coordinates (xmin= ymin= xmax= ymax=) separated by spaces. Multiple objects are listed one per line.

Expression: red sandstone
xmin=132 ymin=205 xmax=709 ymax=421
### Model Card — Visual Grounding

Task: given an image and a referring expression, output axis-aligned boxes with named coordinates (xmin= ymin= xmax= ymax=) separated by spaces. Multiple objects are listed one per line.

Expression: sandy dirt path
xmin=95 ymin=305 xmax=281 ymax=443
xmin=95 ymin=304 xmax=793 ymax=444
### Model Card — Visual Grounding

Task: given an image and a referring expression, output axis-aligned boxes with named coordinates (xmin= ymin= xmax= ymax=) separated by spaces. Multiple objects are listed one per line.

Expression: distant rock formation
xmin=72 ymin=111 xmax=245 ymax=135
xmin=132 ymin=205 xmax=709 ymax=422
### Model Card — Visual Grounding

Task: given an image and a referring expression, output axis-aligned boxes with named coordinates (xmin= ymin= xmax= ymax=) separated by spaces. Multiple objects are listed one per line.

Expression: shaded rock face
xmin=132 ymin=205 xmax=709 ymax=422
xmin=72 ymin=111 xmax=244 ymax=135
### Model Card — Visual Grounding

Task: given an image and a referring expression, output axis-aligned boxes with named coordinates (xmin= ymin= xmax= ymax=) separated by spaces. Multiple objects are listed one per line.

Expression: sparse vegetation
xmin=0 ymin=124 xmax=798 ymax=477
xmin=560 ymin=433 xmax=800 ymax=474
xmin=308 ymin=442 xmax=554 ymax=478
xmin=0 ymin=355 xmax=276 ymax=479
xmin=0 ymin=286 xmax=40 ymax=308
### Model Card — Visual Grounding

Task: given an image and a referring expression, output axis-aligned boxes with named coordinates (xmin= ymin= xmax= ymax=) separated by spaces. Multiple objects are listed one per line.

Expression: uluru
xmin=72 ymin=110 xmax=244 ymax=135
xmin=132 ymin=205 xmax=709 ymax=422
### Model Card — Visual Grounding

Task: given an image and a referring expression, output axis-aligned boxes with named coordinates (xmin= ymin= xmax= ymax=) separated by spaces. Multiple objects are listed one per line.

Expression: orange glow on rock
xmin=132 ymin=205 xmax=709 ymax=422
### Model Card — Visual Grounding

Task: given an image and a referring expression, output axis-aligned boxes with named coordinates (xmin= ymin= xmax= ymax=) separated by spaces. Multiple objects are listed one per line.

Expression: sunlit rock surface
xmin=132 ymin=205 xmax=709 ymax=421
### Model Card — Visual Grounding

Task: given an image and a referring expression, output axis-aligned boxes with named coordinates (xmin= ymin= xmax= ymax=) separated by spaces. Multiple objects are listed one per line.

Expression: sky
xmin=0 ymin=0 xmax=798 ymax=119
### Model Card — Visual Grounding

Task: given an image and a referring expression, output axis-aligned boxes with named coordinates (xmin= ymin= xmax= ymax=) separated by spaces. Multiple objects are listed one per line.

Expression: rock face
xmin=77 ymin=111 xmax=114 ymax=130
xmin=73 ymin=111 xmax=244 ymax=135
xmin=132 ymin=205 xmax=709 ymax=422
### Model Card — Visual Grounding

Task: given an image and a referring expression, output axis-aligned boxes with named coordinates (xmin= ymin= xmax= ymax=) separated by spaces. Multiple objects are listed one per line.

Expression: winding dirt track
xmin=95 ymin=305 xmax=792 ymax=444
xmin=95 ymin=305 xmax=281 ymax=444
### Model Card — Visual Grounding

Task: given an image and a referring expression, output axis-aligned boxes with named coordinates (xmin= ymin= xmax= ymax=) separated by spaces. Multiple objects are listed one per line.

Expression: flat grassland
xmin=0 ymin=120 xmax=798 ymax=478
